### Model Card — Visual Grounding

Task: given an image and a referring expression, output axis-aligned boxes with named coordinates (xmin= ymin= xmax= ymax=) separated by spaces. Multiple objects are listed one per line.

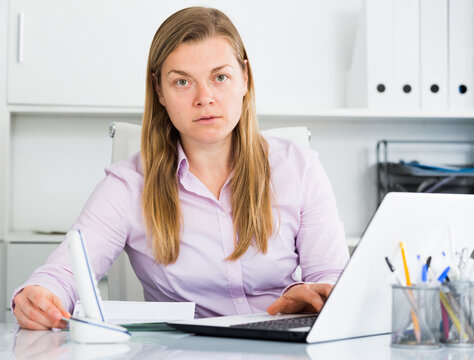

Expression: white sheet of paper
xmin=73 ymin=300 xmax=195 ymax=325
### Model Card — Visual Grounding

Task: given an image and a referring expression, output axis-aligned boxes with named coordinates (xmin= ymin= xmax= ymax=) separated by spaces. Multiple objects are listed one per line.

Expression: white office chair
xmin=108 ymin=122 xmax=310 ymax=160
xmin=106 ymin=122 xmax=310 ymax=301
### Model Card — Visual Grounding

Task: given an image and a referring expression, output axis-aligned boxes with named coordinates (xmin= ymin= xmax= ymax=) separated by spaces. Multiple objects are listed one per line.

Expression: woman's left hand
xmin=267 ymin=283 xmax=334 ymax=315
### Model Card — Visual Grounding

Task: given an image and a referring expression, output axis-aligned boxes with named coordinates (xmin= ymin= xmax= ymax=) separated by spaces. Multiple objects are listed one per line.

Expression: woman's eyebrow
xmin=210 ymin=64 xmax=232 ymax=73
xmin=167 ymin=64 xmax=232 ymax=77
xmin=167 ymin=69 xmax=191 ymax=77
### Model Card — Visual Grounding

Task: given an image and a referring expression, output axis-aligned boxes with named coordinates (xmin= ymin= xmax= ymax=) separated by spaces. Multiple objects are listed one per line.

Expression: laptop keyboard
xmin=229 ymin=314 xmax=318 ymax=331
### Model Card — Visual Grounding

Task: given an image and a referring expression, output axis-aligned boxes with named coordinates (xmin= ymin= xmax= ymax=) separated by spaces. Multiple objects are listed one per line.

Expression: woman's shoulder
xmin=104 ymin=151 xmax=144 ymax=186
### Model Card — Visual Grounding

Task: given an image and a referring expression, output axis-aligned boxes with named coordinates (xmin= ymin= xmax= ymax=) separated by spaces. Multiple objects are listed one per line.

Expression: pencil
xmin=400 ymin=242 xmax=412 ymax=286
xmin=399 ymin=242 xmax=421 ymax=343
xmin=439 ymin=292 xmax=472 ymax=341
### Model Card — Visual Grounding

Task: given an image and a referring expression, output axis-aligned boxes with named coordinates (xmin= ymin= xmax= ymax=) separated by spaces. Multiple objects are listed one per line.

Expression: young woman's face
xmin=157 ymin=36 xmax=248 ymax=148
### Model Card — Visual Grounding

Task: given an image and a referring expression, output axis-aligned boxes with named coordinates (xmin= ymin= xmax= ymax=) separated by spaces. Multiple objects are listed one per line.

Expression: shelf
xmin=8 ymin=105 xmax=474 ymax=121
xmin=3 ymin=230 xmax=359 ymax=247
xmin=259 ymin=108 xmax=474 ymax=121
xmin=4 ymin=231 xmax=65 ymax=243
xmin=8 ymin=104 xmax=144 ymax=115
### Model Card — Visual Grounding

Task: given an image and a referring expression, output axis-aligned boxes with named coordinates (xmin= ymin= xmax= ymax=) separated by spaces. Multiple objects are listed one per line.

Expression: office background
xmin=0 ymin=0 xmax=473 ymax=321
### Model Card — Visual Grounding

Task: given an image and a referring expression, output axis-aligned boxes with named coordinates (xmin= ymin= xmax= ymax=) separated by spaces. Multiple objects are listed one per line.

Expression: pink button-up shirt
xmin=14 ymin=136 xmax=349 ymax=318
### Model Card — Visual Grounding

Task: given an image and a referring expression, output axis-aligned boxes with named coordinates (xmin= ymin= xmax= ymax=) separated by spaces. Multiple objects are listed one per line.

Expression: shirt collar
xmin=176 ymin=140 xmax=189 ymax=179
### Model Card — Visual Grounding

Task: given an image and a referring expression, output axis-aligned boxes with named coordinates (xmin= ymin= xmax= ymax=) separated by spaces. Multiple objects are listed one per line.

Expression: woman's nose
xmin=193 ymin=84 xmax=215 ymax=107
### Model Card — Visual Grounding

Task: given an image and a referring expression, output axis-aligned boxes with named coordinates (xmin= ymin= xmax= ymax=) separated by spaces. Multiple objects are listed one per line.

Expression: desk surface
xmin=0 ymin=323 xmax=473 ymax=359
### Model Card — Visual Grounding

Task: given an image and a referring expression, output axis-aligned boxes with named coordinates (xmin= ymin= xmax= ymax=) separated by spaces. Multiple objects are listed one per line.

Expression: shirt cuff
xmin=281 ymin=280 xmax=337 ymax=296
xmin=10 ymin=275 xmax=75 ymax=315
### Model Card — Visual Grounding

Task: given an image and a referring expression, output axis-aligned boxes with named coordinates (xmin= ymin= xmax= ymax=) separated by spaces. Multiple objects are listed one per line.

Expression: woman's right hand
xmin=12 ymin=285 xmax=71 ymax=330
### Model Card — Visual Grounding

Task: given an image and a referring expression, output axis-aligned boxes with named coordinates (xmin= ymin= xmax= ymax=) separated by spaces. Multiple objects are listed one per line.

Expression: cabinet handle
xmin=17 ymin=12 xmax=24 ymax=63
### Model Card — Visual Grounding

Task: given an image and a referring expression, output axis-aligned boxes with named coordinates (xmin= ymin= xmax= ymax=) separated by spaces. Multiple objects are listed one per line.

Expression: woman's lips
xmin=194 ymin=115 xmax=221 ymax=123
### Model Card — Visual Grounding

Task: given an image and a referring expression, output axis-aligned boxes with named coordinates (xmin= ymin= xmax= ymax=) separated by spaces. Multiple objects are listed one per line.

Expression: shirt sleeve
xmin=11 ymin=170 xmax=132 ymax=313
xmin=295 ymin=153 xmax=350 ymax=284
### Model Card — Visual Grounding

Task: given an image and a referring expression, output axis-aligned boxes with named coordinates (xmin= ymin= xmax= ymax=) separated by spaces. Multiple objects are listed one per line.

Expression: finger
xmin=14 ymin=307 xmax=50 ymax=330
xmin=267 ymin=297 xmax=286 ymax=315
xmin=14 ymin=295 xmax=52 ymax=329
xmin=310 ymin=283 xmax=333 ymax=300
xmin=27 ymin=292 xmax=65 ymax=328
xmin=290 ymin=284 xmax=325 ymax=312
xmin=31 ymin=293 xmax=63 ymax=321
xmin=16 ymin=293 xmax=62 ymax=329
xmin=267 ymin=295 xmax=306 ymax=315
xmin=304 ymin=293 xmax=325 ymax=312
xmin=301 ymin=287 xmax=326 ymax=311
xmin=51 ymin=295 xmax=71 ymax=318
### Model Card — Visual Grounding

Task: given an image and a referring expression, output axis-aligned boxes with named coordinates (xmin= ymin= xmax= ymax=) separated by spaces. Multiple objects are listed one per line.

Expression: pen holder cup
xmin=440 ymin=281 xmax=474 ymax=347
xmin=391 ymin=285 xmax=442 ymax=348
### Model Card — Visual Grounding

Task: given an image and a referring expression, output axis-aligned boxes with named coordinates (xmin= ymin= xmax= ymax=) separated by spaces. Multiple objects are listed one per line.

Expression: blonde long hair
xmin=141 ymin=7 xmax=273 ymax=265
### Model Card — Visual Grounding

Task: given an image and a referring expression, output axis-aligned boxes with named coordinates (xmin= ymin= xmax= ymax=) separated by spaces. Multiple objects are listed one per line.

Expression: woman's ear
xmin=152 ymin=72 xmax=166 ymax=107
xmin=242 ymin=60 xmax=249 ymax=97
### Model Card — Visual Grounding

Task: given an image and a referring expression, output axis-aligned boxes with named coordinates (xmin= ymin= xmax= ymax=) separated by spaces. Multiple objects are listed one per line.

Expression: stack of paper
xmin=73 ymin=301 xmax=195 ymax=330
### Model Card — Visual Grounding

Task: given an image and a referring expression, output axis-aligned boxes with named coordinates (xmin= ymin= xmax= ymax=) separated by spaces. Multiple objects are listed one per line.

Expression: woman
xmin=12 ymin=7 xmax=349 ymax=330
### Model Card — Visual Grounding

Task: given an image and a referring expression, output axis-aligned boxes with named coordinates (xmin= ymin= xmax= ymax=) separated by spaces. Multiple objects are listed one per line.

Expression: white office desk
xmin=1 ymin=323 xmax=473 ymax=359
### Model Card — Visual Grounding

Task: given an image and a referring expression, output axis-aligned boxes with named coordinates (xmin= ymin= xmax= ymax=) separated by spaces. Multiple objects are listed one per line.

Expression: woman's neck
xmin=180 ymin=136 xmax=233 ymax=199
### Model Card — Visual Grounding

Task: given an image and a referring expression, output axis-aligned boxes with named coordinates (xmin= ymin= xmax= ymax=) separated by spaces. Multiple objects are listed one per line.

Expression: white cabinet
xmin=7 ymin=0 xmax=359 ymax=112
xmin=4 ymin=242 xmax=58 ymax=310
xmin=1 ymin=237 xmax=109 ymax=322
xmin=7 ymin=0 xmax=157 ymax=107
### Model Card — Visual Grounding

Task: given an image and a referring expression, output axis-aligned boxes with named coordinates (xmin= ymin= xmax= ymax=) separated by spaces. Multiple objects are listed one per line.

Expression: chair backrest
xmin=108 ymin=122 xmax=310 ymax=163
xmin=108 ymin=122 xmax=142 ymax=163
xmin=106 ymin=122 xmax=310 ymax=301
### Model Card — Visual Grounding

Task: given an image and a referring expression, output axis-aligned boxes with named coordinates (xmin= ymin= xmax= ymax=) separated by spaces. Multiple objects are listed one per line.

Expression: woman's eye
xmin=215 ymin=74 xmax=228 ymax=82
xmin=176 ymin=79 xmax=189 ymax=87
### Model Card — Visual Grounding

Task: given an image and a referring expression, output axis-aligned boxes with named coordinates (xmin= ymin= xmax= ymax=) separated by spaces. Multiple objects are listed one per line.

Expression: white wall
xmin=0 ymin=0 xmax=8 ymax=239
xmin=10 ymin=113 xmax=474 ymax=238
xmin=4 ymin=0 xmax=474 ymax=239
xmin=260 ymin=116 xmax=474 ymax=236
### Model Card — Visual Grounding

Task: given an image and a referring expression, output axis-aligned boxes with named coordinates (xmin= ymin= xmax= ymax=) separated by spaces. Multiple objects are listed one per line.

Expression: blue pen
xmin=421 ymin=264 xmax=428 ymax=285
xmin=437 ymin=266 xmax=451 ymax=284
xmin=429 ymin=266 xmax=450 ymax=286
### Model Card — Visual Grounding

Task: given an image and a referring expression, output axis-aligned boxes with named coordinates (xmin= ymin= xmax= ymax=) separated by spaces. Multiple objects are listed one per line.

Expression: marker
xmin=385 ymin=257 xmax=406 ymax=287
xmin=426 ymin=256 xmax=435 ymax=282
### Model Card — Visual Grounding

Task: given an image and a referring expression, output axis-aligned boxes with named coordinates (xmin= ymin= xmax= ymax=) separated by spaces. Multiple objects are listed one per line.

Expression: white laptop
xmin=167 ymin=192 xmax=474 ymax=343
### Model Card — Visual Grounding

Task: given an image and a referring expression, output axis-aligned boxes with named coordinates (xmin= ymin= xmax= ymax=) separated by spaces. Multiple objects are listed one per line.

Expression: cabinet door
xmin=7 ymin=0 xmax=169 ymax=107
xmin=8 ymin=0 xmax=348 ymax=111
xmin=5 ymin=243 xmax=58 ymax=309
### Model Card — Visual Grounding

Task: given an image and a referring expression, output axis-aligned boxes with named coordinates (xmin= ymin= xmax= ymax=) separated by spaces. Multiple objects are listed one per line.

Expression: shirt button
xmin=237 ymin=298 xmax=243 ymax=304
